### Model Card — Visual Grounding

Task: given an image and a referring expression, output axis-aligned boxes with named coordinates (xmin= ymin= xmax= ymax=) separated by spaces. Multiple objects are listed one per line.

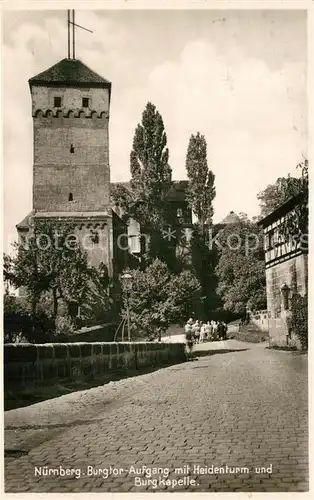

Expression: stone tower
xmin=29 ymin=58 xmax=111 ymax=213
xmin=17 ymin=58 xmax=126 ymax=275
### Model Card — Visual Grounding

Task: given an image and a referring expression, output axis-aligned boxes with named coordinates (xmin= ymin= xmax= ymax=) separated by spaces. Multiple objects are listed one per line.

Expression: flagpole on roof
xmin=67 ymin=10 xmax=71 ymax=59
xmin=72 ymin=10 xmax=75 ymax=59
xmin=67 ymin=9 xmax=93 ymax=60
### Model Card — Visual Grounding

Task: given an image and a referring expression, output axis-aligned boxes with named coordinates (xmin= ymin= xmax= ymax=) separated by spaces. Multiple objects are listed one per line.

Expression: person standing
xmin=185 ymin=322 xmax=194 ymax=359
xmin=211 ymin=320 xmax=217 ymax=340
xmin=222 ymin=321 xmax=228 ymax=340
xmin=205 ymin=321 xmax=211 ymax=341
xmin=200 ymin=322 xmax=207 ymax=343
xmin=217 ymin=321 xmax=224 ymax=340
xmin=193 ymin=320 xmax=200 ymax=344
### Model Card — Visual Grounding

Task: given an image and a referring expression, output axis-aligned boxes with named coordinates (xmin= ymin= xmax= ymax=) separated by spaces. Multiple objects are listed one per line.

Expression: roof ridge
xmin=29 ymin=58 xmax=111 ymax=87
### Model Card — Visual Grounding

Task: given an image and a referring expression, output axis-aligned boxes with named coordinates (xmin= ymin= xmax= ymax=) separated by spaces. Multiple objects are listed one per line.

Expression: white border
xmin=1 ymin=1 xmax=312 ymax=500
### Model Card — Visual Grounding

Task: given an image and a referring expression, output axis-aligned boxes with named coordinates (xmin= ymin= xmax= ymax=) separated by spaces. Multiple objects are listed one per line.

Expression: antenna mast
xmin=67 ymin=9 xmax=93 ymax=60
xmin=72 ymin=10 xmax=75 ymax=60
xmin=67 ymin=10 xmax=71 ymax=59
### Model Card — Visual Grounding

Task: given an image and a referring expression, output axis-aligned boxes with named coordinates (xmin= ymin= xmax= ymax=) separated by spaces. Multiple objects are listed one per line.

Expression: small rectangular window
xmin=82 ymin=98 xmax=89 ymax=108
xmin=54 ymin=96 xmax=62 ymax=108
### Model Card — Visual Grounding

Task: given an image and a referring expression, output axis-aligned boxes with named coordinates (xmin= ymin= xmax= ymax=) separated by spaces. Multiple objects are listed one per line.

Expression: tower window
xmin=54 ymin=96 xmax=62 ymax=108
xmin=68 ymin=193 xmax=73 ymax=202
xmin=70 ymin=144 xmax=75 ymax=153
xmin=82 ymin=97 xmax=89 ymax=108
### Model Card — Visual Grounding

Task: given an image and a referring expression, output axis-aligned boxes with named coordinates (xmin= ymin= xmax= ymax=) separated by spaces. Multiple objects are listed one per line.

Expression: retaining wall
xmin=247 ymin=310 xmax=269 ymax=332
xmin=4 ymin=341 xmax=187 ymax=389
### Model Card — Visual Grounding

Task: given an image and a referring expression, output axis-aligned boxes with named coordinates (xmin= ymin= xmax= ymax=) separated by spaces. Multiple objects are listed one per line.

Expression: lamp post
xmin=121 ymin=272 xmax=133 ymax=342
xmin=281 ymin=283 xmax=291 ymax=311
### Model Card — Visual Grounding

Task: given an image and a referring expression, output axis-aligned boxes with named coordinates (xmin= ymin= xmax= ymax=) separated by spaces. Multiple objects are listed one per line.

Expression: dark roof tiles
xmin=220 ymin=211 xmax=241 ymax=225
xmin=110 ymin=180 xmax=189 ymax=202
xmin=29 ymin=58 xmax=111 ymax=88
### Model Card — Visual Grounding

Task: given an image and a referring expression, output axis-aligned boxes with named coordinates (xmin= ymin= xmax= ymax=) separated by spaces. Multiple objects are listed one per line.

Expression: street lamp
xmin=121 ymin=272 xmax=133 ymax=342
xmin=281 ymin=283 xmax=291 ymax=311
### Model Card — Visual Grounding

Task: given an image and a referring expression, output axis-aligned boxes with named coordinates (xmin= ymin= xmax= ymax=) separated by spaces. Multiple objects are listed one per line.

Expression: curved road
xmin=4 ymin=340 xmax=308 ymax=493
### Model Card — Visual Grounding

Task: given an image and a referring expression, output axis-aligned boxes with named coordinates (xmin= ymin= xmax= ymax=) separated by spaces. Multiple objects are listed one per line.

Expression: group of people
xmin=184 ymin=318 xmax=228 ymax=346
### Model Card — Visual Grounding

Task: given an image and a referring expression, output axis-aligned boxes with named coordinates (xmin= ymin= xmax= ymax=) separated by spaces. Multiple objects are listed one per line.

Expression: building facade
xmin=110 ymin=180 xmax=194 ymax=265
xmin=17 ymin=58 xmax=127 ymax=277
xmin=258 ymin=192 xmax=308 ymax=348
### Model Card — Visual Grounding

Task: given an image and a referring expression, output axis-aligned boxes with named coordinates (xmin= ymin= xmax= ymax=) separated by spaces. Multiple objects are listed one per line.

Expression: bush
xmin=54 ymin=315 xmax=75 ymax=338
xmin=4 ymin=294 xmax=30 ymax=343
xmin=3 ymin=294 xmax=57 ymax=344
xmin=290 ymin=293 xmax=308 ymax=350
xmin=120 ymin=259 xmax=202 ymax=340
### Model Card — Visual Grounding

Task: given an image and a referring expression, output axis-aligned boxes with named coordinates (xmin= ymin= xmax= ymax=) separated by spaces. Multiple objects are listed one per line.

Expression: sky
xmin=3 ymin=9 xmax=307 ymax=252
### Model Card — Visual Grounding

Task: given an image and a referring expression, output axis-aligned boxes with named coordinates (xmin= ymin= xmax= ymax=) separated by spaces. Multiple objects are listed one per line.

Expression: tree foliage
xmin=257 ymin=158 xmax=308 ymax=251
xmin=290 ymin=292 xmax=308 ymax=350
xmin=280 ymin=159 xmax=308 ymax=244
xmin=112 ymin=102 xmax=172 ymax=227
xmin=257 ymin=159 xmax=308 ymax=218
xmin=3 ymin=293 xmax=57 ymax=343
xmin=119 ymin=259 xmax=201 ymax=339
xmin=185 ymin=132 xmax=216 ymax=230
xmin=215 ymin=216 xmax=267 ymax=313
xmin=4 ymin=221 xmax=112 ymax=328
xmin=190 ymin=225 xmax=221 ymax=317
xmin=111 ymin=102 xmax=176 ymax=268
xmin=184 ymin=133 xmax=217 ymax=315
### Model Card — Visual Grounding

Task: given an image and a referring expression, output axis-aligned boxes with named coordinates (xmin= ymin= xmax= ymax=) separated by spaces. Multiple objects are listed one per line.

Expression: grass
xmin=228 ymin=329 xmax=269 ymax=344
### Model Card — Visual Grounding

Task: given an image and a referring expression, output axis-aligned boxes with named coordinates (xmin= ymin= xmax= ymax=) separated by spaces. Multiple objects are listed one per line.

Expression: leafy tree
xmin=257 ymin=158 xmax=308 ymax=248
xmin=119 ymin=259 xmax=201 ymax=340
xmin=130 ymin=102 xmax=172 ymax=227
xmin=185 ymin=132 xmax=216 ymax=231
xmin=190 ymin=225 xmax=221 ymax=318
xmin=111 ymin=102 xmax=175 ymax=268
xmin=215 ymin=216 xmax=267 ymax=313
xmin=184 ymin=133 xmax=217 ymax=315
xmin=4 ymin=221 xmax=111 ymax=327
xmin=3 ymin=293 xmax=57 ymax=344
xmin=280 ymin=159 xmax=308 ymax=245
xmin=290 ymin=293 xmax=308 ymax=350
xmin=257 ymin=159 xmax=308 ymax=218
xmin=110 ymin=183 xmax=133 ymax=223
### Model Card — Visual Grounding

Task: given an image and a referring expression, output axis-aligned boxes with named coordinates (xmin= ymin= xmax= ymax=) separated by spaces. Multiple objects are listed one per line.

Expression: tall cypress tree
xmin=130 ymin=102 xmax=172 ymax=229
xmin=185 ymin=132 xmax=217 ymax=317
xmin=185 ymin=132 xmax=216 ymax=233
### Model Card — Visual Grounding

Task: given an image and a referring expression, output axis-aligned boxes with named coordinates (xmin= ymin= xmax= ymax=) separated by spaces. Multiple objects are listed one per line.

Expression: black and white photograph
xmin=2 ymin=2 xmax=309 ymax=494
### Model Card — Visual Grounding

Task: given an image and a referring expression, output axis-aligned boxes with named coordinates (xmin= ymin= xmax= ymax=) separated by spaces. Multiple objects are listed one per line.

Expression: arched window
xmin=68 ymin=193 xmax=73 ymax=202
xmin=70 ymin=144 xmax=75 ymax=153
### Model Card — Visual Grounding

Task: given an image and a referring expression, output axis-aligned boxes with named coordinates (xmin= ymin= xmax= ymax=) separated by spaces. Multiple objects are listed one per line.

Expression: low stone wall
xmin=4 ymin=342 xmax=187 ymax=389
xmin=247 ymin=310 xmax=269 ymax=332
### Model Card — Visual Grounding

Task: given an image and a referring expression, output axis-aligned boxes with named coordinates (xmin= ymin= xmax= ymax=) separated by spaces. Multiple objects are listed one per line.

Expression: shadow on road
xmin=4 ymin=363 xmax=182 ymax=412
xmin=192 ymin=348 xmax=249 ymax=359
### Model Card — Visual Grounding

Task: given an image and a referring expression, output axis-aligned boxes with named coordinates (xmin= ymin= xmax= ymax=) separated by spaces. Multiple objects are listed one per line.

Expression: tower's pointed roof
xmin=29 ymin=58 xmax=111 ymax=89
xmin=220 ymin=211 xmax=241 ymax=225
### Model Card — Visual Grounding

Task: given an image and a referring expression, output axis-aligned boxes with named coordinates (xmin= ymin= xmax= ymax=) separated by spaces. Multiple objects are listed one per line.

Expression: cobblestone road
xmin=4 ymin=340 xmax=308 ymax=492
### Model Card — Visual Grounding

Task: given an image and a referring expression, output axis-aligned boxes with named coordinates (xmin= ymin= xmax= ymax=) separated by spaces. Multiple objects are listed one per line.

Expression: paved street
xmin=4 ymin=340 xmax=308 ymax=492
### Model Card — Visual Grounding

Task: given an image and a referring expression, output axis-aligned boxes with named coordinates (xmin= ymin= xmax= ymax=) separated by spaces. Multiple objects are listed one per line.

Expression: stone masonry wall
xmin=4 ymin=342 xmax=187 ymax=390
xmin=32 ymin=84 xmax=110 ymax=213
xmin=33 ymin=114 xmax=110 ymax=212
xmin=31 ymin=86 xmax=110 ymax=114
xmin=266 ymin=253 xmax=307 ymax=348
xmin=247 ymin=310 xmax=269 ymax=332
